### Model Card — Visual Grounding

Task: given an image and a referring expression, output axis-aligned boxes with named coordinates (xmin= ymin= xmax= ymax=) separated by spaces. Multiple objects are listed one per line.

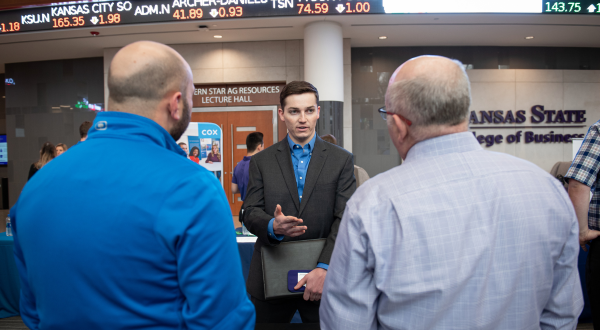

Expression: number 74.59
xmin=544 ymin=2 xmax=582 ymax=12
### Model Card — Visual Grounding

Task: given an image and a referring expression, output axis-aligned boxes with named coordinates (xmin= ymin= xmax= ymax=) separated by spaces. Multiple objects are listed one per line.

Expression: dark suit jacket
xmin=244 ymin=136 xmax=356 ymax=300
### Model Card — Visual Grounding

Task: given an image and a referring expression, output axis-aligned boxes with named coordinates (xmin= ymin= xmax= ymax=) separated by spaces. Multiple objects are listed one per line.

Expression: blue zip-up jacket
xmin=11 ymin=112 xmax=255 ymax=330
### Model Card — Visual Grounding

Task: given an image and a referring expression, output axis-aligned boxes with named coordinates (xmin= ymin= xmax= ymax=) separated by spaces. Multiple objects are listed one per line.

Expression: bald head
xmin=386 ymin=55 xmax=471 ymax=128
xmin=108 ymin=41 xmax=192 ymax=108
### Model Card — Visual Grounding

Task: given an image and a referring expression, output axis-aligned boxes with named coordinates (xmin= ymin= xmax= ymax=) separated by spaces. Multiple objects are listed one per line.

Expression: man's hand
xmin=294 ymin=268 xmax=327 ymax=301
xmin=580 ymin=228 xmax=600 ymax=251
xmin=273 ymin=204 xmax=306 ymax=237
xmin=207 ymin=161 xmax=213 ymax=164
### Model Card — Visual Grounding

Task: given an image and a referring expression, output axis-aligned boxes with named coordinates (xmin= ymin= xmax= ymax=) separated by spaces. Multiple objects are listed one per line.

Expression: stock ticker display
xmin=1 ymin=0 xmax=599 ymax=34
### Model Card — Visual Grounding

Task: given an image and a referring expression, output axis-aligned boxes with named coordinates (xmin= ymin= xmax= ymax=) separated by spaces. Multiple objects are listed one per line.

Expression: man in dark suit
xmin=244 ymin=81 xmax=356 ymax=323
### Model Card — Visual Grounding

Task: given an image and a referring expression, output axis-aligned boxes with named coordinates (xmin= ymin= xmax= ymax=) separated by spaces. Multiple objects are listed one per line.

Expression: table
xmin=236 ymin=235 xmax=257 ymax=284
xmin=2 ymin=232 xmax=592 ymax=324
xmin=0 ymin=232 xmax=20 ymax=319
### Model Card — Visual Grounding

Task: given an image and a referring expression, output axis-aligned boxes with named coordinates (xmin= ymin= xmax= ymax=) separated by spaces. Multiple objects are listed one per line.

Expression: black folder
xmin=261 ymin=238 xmax=327 ymax=300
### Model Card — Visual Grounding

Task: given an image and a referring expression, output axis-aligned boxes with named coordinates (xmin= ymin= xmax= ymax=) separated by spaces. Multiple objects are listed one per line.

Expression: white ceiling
xmin=1 ymin=13 xmax=599 ymax=73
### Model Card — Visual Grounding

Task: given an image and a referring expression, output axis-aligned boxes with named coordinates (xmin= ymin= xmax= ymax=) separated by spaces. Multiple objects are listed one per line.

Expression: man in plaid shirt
xmin=566 ymin=120 xmax=600 ymax=329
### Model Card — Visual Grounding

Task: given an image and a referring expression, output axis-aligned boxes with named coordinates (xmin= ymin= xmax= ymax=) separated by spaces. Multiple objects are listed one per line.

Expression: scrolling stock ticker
xmin=0 ymin=0 xmax=382 ymax=34
xmin=3 ymin=0 xmax=600 ymax=34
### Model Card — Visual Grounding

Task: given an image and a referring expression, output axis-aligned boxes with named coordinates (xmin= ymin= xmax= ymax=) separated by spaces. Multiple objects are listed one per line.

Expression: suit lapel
xmin=298 ymin=137 xmax=328 ymax=217
xmin=275 ymin=140 xmax=301 ymax=212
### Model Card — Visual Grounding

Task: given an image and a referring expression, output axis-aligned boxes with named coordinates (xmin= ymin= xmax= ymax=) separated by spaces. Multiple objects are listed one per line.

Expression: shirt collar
xmin=287 ymin=133 xmax=316 ymax=151
xmin=405 ymin=132 xmax=482 ymax=163
xmin=243 ymin=156 xmax=252 ymax=161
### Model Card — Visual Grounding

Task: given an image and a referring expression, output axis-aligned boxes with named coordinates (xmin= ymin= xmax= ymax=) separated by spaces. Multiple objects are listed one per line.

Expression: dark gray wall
xmin=352 ymin=46 xmax=600 ymax=178
xmin=5 ymin=58 xmax=103 ymax=207
xmin=0 ymin=75 xmax=8 ymax=182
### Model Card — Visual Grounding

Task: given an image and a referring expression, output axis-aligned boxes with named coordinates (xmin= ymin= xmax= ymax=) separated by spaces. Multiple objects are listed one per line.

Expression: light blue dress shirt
xmin=267 ymin=134 xmax=328 ymax=270
xmin=321 ymin=132 xmax=583 ymax=330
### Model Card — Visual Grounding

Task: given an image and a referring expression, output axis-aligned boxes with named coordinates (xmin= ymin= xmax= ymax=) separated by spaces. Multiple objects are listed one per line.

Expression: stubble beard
xmin=170 ymin=97 xmax=191 ymax=141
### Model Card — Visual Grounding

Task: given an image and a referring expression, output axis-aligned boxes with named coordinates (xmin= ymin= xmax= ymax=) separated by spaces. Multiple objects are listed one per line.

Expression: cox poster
xmin=177 ymin=122 xmax=223 ymax=186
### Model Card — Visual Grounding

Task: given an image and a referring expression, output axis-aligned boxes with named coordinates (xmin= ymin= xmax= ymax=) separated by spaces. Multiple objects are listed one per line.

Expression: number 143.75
xmin=544 ymin=2 xmax=582 ymax=12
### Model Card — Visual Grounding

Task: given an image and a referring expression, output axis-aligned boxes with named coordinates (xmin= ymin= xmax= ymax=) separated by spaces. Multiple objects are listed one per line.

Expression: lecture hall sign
xmin=193 ymin=83 xmax=285 ymax=107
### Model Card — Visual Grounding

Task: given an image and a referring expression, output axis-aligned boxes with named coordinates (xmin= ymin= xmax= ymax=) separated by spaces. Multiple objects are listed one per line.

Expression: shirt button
xmin=301 ymin=161 xmax=303 ymax=163
xmin=300 ymin=177 xmax=302 ymax=179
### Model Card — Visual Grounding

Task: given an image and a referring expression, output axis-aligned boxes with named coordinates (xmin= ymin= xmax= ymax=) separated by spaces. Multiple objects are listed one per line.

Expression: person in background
xmin=320 ymin=56 xmax=583 ymax=329
xmin=189 ymin=146 xmax=200 ymax=164
xmin=78 ymin=121 xmax=92 ymax=143
xmin=55 ymin=143 xmax=68 ymax=156
xmin=11 ymin=41 xmax=255 ymax=330
xmin=565 ymin=121 xmax=600 ymax=329
xmin=178 ymin=142 xmax=188 ymax=155
xmin=28 ymin=142 xmax=55 ymax=180
xmin=243 ymin=81 xmax=356 ymax=324
xmin=232 ymin=132 xmax=264 ymax=201
xmin=205 ymin=143 xmax=221 ymax=163
xmin=320 ymin=134 xmax=370 ymax=188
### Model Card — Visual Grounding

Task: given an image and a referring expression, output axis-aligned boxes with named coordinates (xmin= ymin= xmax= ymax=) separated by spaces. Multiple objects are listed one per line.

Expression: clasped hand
xmin=273 ymin=204 xmax=306 ymax=237
xmin=294 ymin=268 xmax=327 ymax=301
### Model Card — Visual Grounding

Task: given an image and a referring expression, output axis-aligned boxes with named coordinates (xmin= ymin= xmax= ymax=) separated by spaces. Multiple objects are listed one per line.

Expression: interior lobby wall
xmin=352 ymin=46 xmax=600 ymax=177
xmin=4 ymin=58 xmax=102 ymax=207
xmin=104 ymin=39 xmax=354 ymax=151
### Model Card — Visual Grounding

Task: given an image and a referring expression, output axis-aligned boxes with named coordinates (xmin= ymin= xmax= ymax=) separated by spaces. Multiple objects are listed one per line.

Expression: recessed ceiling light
xmin=379 ymin=36 xmax=387 ymax=40
xmin=214 ymin=35 xmax=223 ymax=39
xmin=525 ymin=36 xmax=534 ymax=39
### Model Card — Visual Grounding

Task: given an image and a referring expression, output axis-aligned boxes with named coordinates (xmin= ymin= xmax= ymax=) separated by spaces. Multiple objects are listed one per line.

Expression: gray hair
xmin=387 ymin=60 xmax=471 ymax=127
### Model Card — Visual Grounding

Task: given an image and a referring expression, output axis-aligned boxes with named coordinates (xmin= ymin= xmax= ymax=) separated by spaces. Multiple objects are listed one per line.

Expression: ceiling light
xmin=214 ymin=35 xmax=223 ymax=39
xmin=525 ymin=36 xmax=534 ymax=39
xmin=379 ymin=36 xmax=387 ymax=40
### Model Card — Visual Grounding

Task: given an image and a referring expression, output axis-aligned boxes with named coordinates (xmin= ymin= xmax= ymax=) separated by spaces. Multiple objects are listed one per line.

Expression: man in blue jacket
xmin=11 ymin=41 xmax=255 ymax=330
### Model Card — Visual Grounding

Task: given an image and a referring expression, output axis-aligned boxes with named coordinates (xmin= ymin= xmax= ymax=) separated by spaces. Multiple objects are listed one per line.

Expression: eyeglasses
xmin=378 ymin=107 xmax=412 ymax=126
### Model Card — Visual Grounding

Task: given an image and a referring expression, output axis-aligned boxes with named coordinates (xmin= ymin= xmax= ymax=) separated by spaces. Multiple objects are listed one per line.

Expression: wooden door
xmin=191 ymin=110 xmax=274 ymax=216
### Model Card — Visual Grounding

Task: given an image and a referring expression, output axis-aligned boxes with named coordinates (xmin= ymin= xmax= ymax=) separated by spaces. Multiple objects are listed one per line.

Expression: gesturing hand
xmin=273 ymin=204 xmax=306 ymax=237
xmin=294 ymin=268 xmax=327 ymax=301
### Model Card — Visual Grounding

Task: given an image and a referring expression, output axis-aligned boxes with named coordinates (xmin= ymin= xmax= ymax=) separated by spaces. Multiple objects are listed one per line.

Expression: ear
xmin=278 ymin=108 xmax=285 ymax=122
xmin=167 ymin=91 xmax=183 ymax=121
xmin=316 ymin=105 xmax=320 ymax=119
xmin=391 ymin=114 xmax=409 ymax=143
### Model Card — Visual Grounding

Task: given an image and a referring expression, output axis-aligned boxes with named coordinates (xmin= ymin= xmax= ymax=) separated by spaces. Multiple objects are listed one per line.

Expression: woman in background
xmin=205 ymin=143 xmax=221 ymax=164
xmin=56 ymin=143 xmax=68 ymax=156
xmin=28 ymin=142 xmax=56 ymax=180
xmin=189 ymin=146 xmax=200 ymax=164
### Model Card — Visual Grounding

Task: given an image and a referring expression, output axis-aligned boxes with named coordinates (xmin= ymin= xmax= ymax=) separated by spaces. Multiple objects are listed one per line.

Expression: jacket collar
xmin=87 ymin=111 xmax=187 ymax=158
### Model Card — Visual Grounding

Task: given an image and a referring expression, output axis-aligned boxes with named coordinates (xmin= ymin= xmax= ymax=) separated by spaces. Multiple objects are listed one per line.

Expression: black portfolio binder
xmin=261 ymin=238 xmax=327 ymax=300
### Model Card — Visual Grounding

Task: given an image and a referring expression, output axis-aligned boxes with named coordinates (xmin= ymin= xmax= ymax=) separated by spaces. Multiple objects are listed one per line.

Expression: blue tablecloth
xmin=236 ymin=234 xmax=256 ymax=284
xmin=0 ymin=232 xmax=20 ymax=319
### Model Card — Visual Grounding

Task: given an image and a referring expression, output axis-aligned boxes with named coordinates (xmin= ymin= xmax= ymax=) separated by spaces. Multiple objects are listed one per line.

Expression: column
xmin=304 ymin=21 xmax=345 ymax=148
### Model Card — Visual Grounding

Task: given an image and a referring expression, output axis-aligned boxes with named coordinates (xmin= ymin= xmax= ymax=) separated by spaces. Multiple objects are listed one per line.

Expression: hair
xmin=108 ymin=51 xmax=190 ymax=106
xmin=35 ymin=142 xmax=56 ymax=169
xmin=320 ymin=134 xmax=337 ymax=145
xmin=178 ymin=142 xmax=187 ymax=147
xmin=211 ymin=142 xmax=220 ymax=156
xmin=386 ymin=59 xmax=471 ymax=127
xmin=280 ymin=81 xmax=319 ymax=109
xmin=56 ymin=143 xmax=68 ymax=151
xmin=79 ymin=121 xmax=93 ymax=138
xmin=246 ymin=132 xmax=264 ymax=152
xmin=189 ymin=146 xmax=199 ymax=157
